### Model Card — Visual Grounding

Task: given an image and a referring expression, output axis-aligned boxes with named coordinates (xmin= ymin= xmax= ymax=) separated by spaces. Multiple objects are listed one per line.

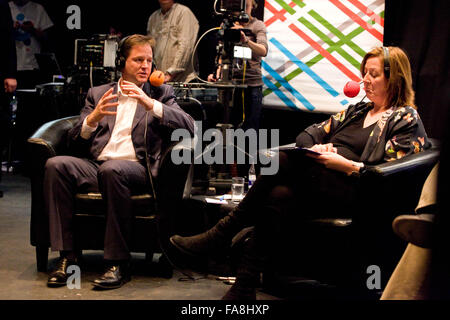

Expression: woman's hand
xmin=120 ymin=80 xmax=155 ymax=111
xmin=309 ymin=143 xmax=337 ymax=154
xmin=307 ymin=151 xmax=358 ymax=175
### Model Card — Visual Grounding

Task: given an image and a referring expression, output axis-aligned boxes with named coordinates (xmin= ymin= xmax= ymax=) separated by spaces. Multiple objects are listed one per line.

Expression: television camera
xmin=213 ymin=0 xmax=252 ymax=83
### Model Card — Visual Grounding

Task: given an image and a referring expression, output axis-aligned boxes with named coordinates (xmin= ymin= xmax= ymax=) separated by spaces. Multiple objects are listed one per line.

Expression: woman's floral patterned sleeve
xmin=384 ymin=107 xmax=429 ymax=161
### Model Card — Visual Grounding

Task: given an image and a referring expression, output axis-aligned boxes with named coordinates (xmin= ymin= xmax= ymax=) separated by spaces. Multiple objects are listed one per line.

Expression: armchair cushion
xmin=74 ymin=193 xmax=155 ymax=217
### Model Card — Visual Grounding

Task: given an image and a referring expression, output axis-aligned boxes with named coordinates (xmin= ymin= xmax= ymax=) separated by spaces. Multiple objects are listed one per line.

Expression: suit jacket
xmin=296 ymin=101 xmax=430 ymax=165
xmin=68 ymin=81 xmax=194 ymax=176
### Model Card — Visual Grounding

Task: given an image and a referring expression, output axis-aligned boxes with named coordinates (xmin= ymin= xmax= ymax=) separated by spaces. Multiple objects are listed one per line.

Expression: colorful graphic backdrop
xmin=262 ymin=0 xmax=385 ymax=113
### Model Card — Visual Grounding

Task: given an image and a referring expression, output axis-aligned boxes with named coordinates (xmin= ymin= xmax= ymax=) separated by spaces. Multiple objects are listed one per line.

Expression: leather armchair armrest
xmin=27 ymin=115 xmax=80 ymax=159
xmin=27 ymin=116 xmax=79 ymax=248
xmin=362 ymin=148 xmax=440 ymax=178
xmin=259 ymin=141 xmax=439 ymax=180
xmin=356 ymin=143 xmax=440 ymax=220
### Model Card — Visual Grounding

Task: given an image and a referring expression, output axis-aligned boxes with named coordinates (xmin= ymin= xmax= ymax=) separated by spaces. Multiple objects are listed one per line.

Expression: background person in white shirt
xmin=9 ymin=0 xmax=53 ymax=89
xmin=147 ymin=0 xmax=199 ymax=83
xmin=0 ymin=0 xmax=17 ymax=198
xmin=43 ymin=34 xmax=194 ymax=290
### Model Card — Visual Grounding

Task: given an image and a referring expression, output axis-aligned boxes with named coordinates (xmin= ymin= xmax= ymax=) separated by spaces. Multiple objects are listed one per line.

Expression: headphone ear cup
xmin=383 ymin=46 xmax=390 ymax=78
xmin=115 ymin=51 xmax=124 ymax=70
xmin=115 ymin=56 xmax=121 ymax=70
xmin=119 ymin=57 xmax=126 ymax=70
xmin=116 ymin=36 xmax=129 ymax=71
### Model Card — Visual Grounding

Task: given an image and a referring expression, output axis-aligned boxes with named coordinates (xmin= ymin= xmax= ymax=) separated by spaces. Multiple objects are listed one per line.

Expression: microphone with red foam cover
xmin=343 ymin=80 xmax=362 ymax=98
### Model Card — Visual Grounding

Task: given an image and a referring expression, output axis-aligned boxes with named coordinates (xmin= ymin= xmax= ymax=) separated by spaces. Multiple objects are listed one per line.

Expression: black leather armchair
xmin=258 ymin=139 xmax=440 ymax=295
xmin=27 ymin=115 xmax=194 ymax=272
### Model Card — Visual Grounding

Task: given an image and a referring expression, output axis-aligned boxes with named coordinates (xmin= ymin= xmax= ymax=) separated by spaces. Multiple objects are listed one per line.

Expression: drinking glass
xmin=231 ymin=177 xmax=245 ymax=202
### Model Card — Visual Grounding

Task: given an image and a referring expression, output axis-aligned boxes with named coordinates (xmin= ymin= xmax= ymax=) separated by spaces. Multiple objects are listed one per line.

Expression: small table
xmin=189 ymin=194 xmax=240 ymax=230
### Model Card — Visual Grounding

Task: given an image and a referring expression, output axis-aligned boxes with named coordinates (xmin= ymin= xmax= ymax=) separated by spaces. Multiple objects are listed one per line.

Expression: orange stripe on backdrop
xmin=329 ymin=0 xmax=383 ymax=42
xmin=347 ymin=0 xmax=385 ymax=27
xmin=265 ymin=1 xmax=297 ymax=27
xmin=288 ymin=23 xmax=361 ymax=81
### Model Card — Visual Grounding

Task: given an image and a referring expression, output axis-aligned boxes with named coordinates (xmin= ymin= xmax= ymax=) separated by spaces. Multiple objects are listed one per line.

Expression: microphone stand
xmin=199 ymin=80 xmax=247 ymax=194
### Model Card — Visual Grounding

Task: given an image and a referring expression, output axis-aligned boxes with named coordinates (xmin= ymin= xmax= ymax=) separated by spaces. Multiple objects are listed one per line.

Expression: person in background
xmin=208 ymin=0 xmax=267 ymax=132
xmin=9 ymin=0 xmax=53 ymax=89
xmin=147 ymin=0 xmax=199 ymax=83
xmin=0 ymin=0 xmax=18 ymax=198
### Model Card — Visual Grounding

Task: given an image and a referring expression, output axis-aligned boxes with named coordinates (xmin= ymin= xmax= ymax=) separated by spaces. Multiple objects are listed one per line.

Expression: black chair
xmin=27 ymin=115 xmax=194 ymax=272
xmin=257 ymin=139 xmax=440 ymax=297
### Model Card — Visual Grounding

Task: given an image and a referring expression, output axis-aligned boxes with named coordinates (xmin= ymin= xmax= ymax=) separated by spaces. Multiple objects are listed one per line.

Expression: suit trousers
xmin=43 ymin=156 xmax=149 ymax=261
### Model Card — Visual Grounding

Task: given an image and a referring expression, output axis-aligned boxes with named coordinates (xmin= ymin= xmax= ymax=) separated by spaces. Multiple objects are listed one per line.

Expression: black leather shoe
xmin=47 ymin=257 xmax=78 ymax=287
xmin=92 ymin=264 xmax=130 ymax=290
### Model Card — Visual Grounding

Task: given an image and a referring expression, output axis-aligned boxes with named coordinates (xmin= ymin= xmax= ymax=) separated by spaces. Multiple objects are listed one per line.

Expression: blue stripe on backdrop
xmin=269 ymin=37 xmax=341 ymax=99
xmin=262 ymin=60 xmax=315 ymax=111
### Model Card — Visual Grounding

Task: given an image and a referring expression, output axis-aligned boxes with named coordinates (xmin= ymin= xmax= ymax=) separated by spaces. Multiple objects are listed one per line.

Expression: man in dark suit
xmin=44 ymin=34 xmax=194 ymax=289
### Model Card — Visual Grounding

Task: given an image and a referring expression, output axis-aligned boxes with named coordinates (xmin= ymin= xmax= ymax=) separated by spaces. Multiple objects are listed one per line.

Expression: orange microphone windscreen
xmin=150 ymin=70 xmax=164 ymax=87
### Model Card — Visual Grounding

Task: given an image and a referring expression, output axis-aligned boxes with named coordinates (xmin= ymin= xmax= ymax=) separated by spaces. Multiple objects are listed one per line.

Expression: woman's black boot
xmin=169 ymin=208 xmax=245 ymax=257
xmin=222 ymin=235 xmax=261 ymax=300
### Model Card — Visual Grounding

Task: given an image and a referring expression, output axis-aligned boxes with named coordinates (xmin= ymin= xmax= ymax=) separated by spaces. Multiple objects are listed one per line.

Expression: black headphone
xmin=115 ymin=35 xmax=129 ymax=71
xmin=382 ymin=46 xmax=390 ymax=78
xmin=115 ymin=35 xmax=157 ymax=72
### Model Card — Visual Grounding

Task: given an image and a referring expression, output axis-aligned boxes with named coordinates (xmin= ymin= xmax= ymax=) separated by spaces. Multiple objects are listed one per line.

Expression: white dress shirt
xmin=80 ymin=80 xmax=163 ymax=162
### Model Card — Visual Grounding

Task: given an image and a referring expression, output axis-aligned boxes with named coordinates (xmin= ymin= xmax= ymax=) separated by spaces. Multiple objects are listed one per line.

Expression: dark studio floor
xmin=0 ymin=171 xmax=281 ymax=301
xmin=0 ymin=166 xmax=435 ymax=318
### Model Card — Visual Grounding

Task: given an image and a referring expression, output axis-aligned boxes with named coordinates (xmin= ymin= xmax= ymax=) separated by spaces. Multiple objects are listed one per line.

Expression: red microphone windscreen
xmin=150 ymin=70 xmax=164 ymax=87
xmin=343 ymin=81 xmax=360 ymax=98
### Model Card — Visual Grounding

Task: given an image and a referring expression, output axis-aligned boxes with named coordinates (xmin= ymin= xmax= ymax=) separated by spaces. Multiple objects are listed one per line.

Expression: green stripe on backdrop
xmin=274 ymin=0 xmax=296 ymax=14
xmin=262 ymin=10 xmax=385 ymax=97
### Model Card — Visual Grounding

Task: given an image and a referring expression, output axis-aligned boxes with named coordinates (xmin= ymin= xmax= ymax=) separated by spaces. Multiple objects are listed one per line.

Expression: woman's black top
xmin=329 ymin=112 xmax=376 ymax=161
xmin=297 ymin=101 xmax=430 ymax=164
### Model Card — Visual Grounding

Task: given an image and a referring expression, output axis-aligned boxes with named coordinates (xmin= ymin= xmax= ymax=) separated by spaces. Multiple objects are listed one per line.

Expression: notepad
xmin=276 ymin=146 xmax=322 ymax=156
xmin=205 ymin=198 xmax=228 ymax=204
